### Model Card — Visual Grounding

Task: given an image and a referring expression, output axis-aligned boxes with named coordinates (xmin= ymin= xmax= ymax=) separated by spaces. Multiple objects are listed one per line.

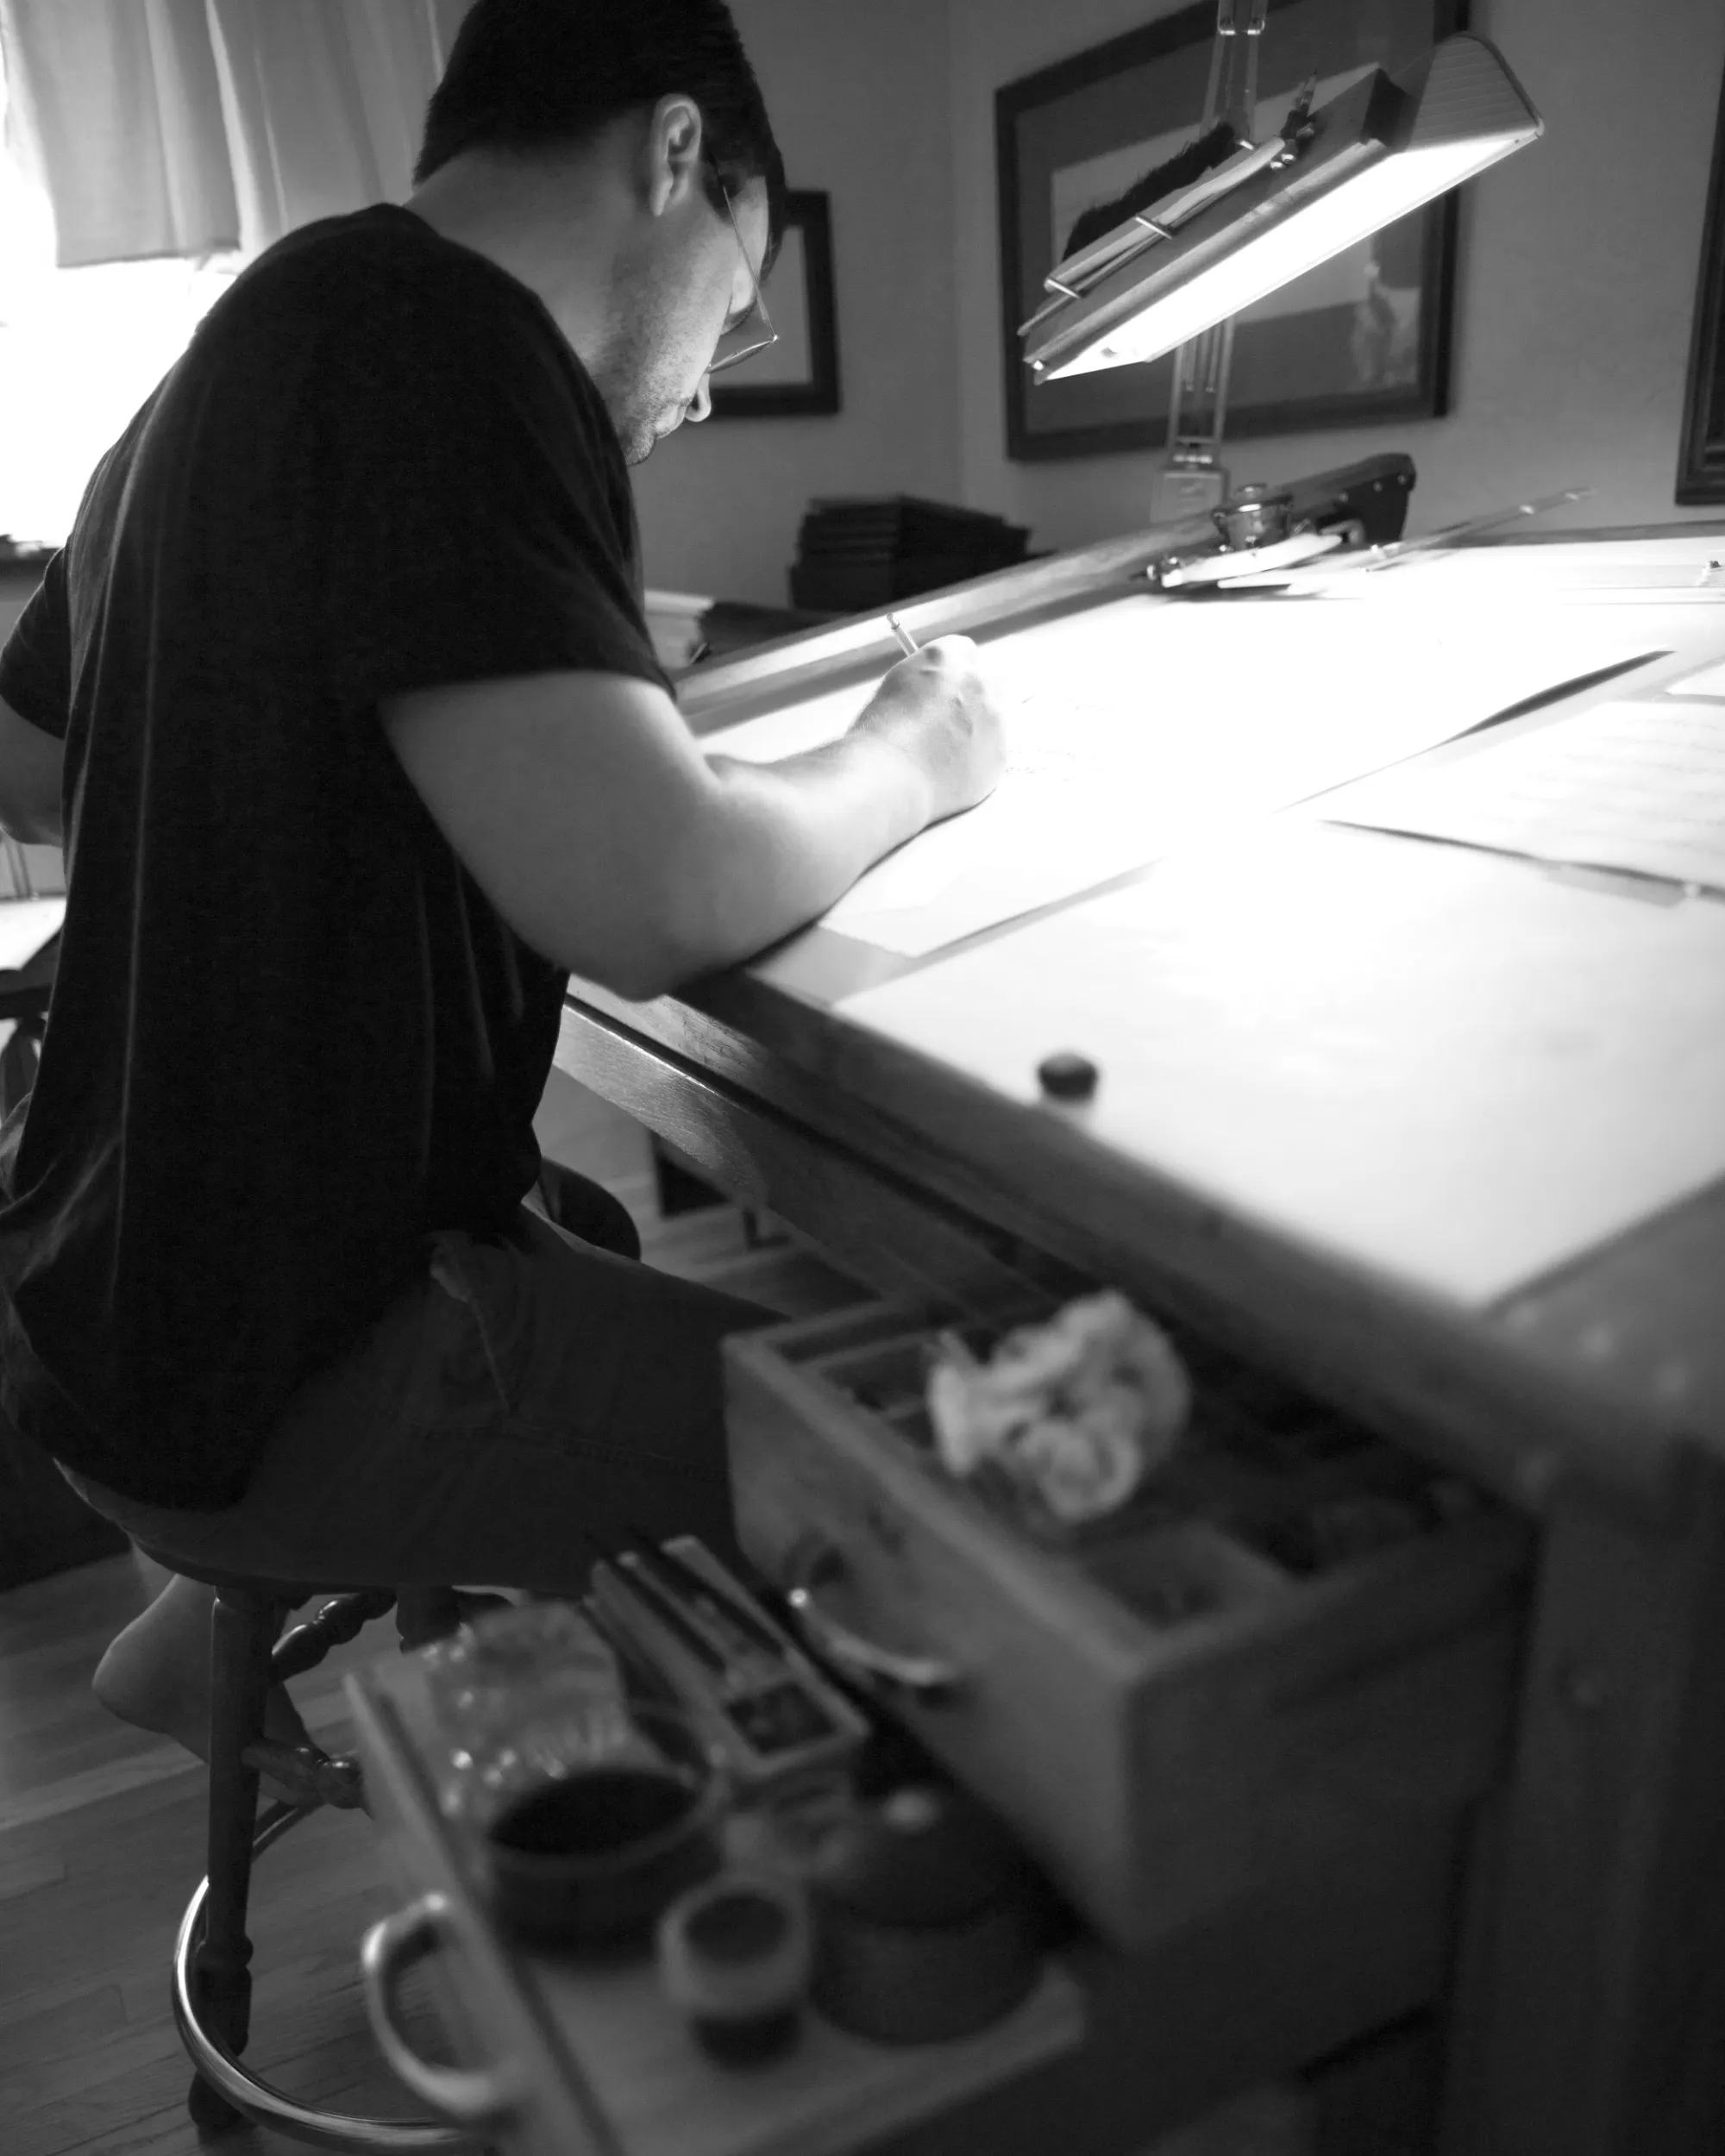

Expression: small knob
xmin=1037 ymin=1050 xmax=1099 ymax=1103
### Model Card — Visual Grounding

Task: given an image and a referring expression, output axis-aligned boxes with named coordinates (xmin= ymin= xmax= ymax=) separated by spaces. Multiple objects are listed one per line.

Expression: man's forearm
xmin=665 ymin=730 xmax=931 ymax=981
xmin=382 ymin=655 xmax=996 ymax=1002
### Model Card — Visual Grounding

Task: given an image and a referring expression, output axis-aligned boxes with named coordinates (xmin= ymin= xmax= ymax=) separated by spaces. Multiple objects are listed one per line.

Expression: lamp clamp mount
xmin=1147 ymin=454 xmax=1419 ymax=592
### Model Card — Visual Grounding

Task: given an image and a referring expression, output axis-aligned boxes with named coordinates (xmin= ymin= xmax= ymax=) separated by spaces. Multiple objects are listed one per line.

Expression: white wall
xmin=631 ymin=0 xmax=963 ymax=607
xmin=945 ymin=0 xmax=1725 ymax=549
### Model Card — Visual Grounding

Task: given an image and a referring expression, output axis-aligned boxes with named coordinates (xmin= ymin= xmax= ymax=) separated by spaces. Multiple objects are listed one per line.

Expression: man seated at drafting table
xmin=0 ymin=0 xmax=1007 ymax=1779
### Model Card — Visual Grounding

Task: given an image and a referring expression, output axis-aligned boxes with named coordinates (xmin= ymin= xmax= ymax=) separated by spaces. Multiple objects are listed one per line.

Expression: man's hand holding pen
xmin=850 ymin=629 xmax=1007 ymax=825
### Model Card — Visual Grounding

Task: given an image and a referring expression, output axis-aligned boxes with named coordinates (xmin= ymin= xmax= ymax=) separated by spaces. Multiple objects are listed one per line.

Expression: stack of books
xmin=789 ymin=497 xmax=1031 ymax=613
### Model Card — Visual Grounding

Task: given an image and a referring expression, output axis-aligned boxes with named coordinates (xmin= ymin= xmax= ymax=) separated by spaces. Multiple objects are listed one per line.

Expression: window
xmin=0 ymin=45 xmax=238 ymax=547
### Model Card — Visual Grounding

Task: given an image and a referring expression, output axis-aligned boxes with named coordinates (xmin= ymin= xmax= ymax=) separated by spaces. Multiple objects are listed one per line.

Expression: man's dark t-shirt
xmin=0 ymin=205 xmax=668 ymax=1509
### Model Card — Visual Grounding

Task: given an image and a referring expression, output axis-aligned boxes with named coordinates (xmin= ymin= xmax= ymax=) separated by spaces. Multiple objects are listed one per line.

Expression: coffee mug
xmin=458 ymin=1699 xmax=729 ymax=1948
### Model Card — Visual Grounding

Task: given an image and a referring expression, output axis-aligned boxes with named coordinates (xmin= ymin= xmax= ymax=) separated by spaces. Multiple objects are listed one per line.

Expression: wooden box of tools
xmin=725 ymin=1302 xmax=1530 ymax=1956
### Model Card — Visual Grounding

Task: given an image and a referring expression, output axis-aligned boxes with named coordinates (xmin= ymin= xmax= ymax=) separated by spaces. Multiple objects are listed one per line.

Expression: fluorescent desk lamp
xmin=1025 ymin=34 xmax=1541 ymax=385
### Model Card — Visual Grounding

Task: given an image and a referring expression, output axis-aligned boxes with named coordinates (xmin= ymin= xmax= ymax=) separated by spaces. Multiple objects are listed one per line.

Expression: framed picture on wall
xmin=1677 ymin=57 xmax=1725 ymax=502
xmin=710 ymin=189 xmax=841 ymax=419
xmin=996 ymin=0 xmax=1464 ymax=461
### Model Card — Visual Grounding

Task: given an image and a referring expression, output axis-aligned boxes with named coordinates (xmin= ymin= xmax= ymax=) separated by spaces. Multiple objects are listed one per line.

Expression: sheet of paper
xmin=0 ymin=896 xmax=65 ymax=972
xmin=839 ymin=824 xmax=1725 ymax=1306
xmin=1667 ymin=659 xmax=1725 ymax=697
xmin=1327 ymin=698 xmax=1725 ymax=895
xmin=700 ymin=596 xmax=1658 ymax=956
xmin=1232 ymin=530 xmax=1725 ymax=599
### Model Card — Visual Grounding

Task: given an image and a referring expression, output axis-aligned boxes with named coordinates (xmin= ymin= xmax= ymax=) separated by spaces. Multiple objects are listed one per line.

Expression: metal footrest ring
xmin=172 ymin=1803 xmax=476 ymax=2153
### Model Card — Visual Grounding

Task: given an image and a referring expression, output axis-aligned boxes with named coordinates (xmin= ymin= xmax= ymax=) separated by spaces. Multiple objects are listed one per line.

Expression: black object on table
xmin=789 ymin=496 xmax=1032 ymax=613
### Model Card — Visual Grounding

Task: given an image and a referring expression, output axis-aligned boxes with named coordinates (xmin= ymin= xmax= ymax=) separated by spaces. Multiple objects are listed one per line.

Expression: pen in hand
xmin=887 ymin=611 xmax=919 ymax=657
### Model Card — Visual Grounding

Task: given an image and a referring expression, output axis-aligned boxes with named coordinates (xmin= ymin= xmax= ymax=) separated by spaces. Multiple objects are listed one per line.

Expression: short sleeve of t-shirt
xmin=295 ymin=215 xmax=668 ymax=716
xmin=0 ymin=549 xmax=72 ymax=739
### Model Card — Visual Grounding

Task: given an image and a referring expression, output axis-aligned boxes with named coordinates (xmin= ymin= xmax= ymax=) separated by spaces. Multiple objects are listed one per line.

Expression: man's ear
xmin=643 ymin=93 xmax=706 ymax=218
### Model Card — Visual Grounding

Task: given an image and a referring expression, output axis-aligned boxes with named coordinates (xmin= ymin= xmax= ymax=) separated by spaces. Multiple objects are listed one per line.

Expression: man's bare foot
xmin=94 ymin=1574 xmax=317 ymax=1804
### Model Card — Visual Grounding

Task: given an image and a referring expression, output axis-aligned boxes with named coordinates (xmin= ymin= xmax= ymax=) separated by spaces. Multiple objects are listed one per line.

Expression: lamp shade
xmin=1025 ymin=34 xmax=1541 ymax=383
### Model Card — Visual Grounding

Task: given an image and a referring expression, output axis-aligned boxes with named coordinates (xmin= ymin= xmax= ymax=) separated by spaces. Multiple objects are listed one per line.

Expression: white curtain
xmin=0 ymin=0 xmax=238 ymax=266
xmin=0 ymin=0 xmax=470 ymax=268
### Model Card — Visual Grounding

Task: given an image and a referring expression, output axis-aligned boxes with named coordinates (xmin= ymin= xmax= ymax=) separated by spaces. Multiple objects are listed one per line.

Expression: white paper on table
xmin=0 ymin=896 xmax=66 ymax=972
xmin=1326 ymin=698 xmax=1725 ymax=895
xmin=1666 ymin=659 xmax=1725 ymax=698
xmin=699 ymin=595 xmax=1659 ymax=956
xmin=839 ymin=824 xmax=1725 ymax=1307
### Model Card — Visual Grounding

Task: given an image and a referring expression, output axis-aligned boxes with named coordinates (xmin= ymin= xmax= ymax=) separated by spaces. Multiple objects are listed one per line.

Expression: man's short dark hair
xmin=416 ymin=0 xmax=787 ymax=265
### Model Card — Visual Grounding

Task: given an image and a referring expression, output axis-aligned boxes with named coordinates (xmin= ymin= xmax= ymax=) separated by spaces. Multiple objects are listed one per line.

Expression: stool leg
xmin=187 ymin=2065 xmax=246 ymax=2137
xmin=191 ymin=1588 xmax=275 ymax=2065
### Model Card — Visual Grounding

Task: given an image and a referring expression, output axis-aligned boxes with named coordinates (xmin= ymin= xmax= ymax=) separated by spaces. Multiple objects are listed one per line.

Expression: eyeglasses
xmin=707 ymin=186 xmax=778 ymax=374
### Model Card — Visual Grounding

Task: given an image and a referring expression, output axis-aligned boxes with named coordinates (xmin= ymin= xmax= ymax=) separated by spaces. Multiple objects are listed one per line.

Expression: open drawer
xmin=725 ymin=1301 xmax=1531 ymax=1955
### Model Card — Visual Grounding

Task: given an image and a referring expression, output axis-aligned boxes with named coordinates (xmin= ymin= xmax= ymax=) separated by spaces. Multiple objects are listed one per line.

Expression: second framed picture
xmin=711 ymin=190 xmax=841 ymax=419
xmin=996 ymin=0 xmax=1463 ymax=461
xmin=1677 ymin=52 xmax=1725 ymax=502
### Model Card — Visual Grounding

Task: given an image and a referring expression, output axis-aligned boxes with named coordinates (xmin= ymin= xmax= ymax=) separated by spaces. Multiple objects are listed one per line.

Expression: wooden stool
xmin=131 ymin=1551 xmax=477 ymax=2148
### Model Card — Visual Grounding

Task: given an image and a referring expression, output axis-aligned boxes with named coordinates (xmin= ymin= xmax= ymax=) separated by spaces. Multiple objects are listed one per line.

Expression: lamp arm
xmin=1168 ymin=0 xmax=1267 ymax=469
xmin=1212 ymin=0 xmax=1269 ymax=143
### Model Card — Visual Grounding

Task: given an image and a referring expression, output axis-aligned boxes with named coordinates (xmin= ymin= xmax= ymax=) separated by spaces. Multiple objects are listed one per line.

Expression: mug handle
xmin=361 ymin=1891 xmax=528 ymax=2129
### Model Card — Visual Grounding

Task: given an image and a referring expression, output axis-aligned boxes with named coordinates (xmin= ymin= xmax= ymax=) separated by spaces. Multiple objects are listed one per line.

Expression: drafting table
xmin=542 ymin=513 xmax=1725 ymax=2155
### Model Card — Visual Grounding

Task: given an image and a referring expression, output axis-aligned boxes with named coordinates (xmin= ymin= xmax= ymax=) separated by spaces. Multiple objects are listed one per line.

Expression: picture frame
xmin=710 ymin=189 xmax=840 ymax=419
xmin=1676 ymin=57 xmax=1725 ymax=503
xmin=995 ymin=0 xmax=1464 ymax=462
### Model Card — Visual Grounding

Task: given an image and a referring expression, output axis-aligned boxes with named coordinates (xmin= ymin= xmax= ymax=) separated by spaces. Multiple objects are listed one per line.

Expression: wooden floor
xmin=0 ymin=1075 xmax=1319 ymax=2156
xmin=0 ymin=1557 xmax=416 ymax=2154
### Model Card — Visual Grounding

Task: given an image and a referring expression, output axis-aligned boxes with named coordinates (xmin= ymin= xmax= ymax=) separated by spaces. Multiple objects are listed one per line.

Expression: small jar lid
xmin=811 ymin=1785 xmax=1025 ymax=1927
